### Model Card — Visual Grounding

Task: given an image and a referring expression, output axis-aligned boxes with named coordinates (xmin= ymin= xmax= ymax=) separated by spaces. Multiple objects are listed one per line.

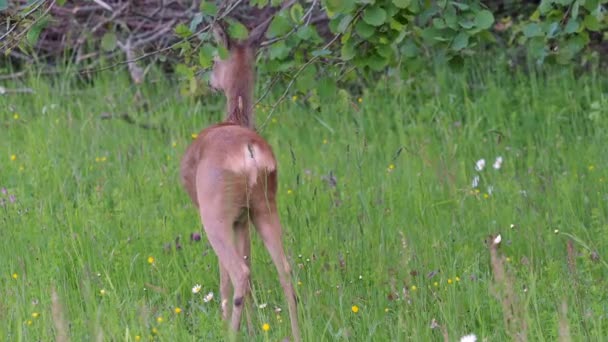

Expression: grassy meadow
xmin=1 ymin=64 xmax=608 ymax=341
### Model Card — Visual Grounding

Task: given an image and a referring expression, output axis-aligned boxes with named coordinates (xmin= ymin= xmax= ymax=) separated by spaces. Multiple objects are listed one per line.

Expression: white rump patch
xmin=224 ymin=143 xmax=275 ymax=186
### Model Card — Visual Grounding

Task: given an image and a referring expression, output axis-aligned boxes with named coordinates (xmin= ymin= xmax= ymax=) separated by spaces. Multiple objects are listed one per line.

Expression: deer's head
xmin=209 ymin=21 xmax=270 ymax=94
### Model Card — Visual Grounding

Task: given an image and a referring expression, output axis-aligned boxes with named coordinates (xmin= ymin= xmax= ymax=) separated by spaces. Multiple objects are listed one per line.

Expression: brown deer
xmin=179 ymin=19 xmax=301 ymax=341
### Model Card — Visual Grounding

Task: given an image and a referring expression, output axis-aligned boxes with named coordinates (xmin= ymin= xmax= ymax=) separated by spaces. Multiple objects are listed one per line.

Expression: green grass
xmin=1 ymin=65 xmax=607 ymax=341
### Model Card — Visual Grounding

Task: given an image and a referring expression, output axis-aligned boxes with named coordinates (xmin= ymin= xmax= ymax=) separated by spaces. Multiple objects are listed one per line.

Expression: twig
xmin=258 ymin=33 xmax=341 ymax=131
xmin=0 ymin=86 xmax=35 ymax=95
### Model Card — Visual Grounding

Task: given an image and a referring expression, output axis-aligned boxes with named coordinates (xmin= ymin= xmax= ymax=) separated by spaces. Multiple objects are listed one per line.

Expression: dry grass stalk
xmin=558 ymin=300 xmax=572 ymax=342
xmin=488 ymin=234 xmax=528 ymax=342
xmin=51 ymin=286 xmax=70 ymax=342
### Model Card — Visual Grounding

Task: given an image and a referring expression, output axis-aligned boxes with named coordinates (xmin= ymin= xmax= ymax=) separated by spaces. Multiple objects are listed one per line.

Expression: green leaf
xmin=392 ymin=0 xmax=411 ymax=9
xmin=432 ymin=18 xmax=446 ymax=29
xmin=290 ymin=3 xmax=304 ymax=23
xmin=458 ymin=19 xmax=474 ymax=29
xmin=190 ymin=13 xmax=203 ymax=32
xmin=365 ymin=54 xmax=388 ymax=71
xmin=312 ymin=49 xmax=331 ymax=57
xmin=401 ymin=39 xmax=419 ymax=57
xmin=268 ymin=15 xmax=292 ymax=38
xmin=451 ymin=32 xmax=469 ymax=51
xmin=325 ymin=0 xmax=355 ymax=14
xmin=100 ymin=32 xmax=117 ymax=52
xmin=583 ymin=0 xmax=599 ymax=11
xmin=523 ymin=23 xmax=543 ymax=38
xmin=295 ymin=65 xmax=317 ymax=92
xmin=175 ymin=63 xmax=194 ymax=78
xmin=340 ymin=38 xmax=356 ymax=60
xmin=200 ymin=1 xmax=218 ymax=16
xmin=363 ymin=6 xmax=387 ymax=27
xmin=583 ymin=14 xmax=600 ymax=31
xmin=296 ymin=26 xmax=315 ymax=40
xmin=26 ymin=19 xmax=47 ymax=46
xmin=175 ymin=24 xmax=192 ymax=38
xmin=217 ymin=45 xmax=229 ymax=60
xmin=198 ymin=44 xmax=214 ymax=68
xmin=451 ymin=2 xmax=469 ymax=10
xmin=268 ymin=41 xmax=290 ymax=60
xmin=564 ymin=20 xmax=579 ymax=34
xmin=355 ymin=20 xmax=375 ymax=39
xmin=474 ymin=10 xmax=494 ymax=30
xmin=376 ymin=44 xmax=393 ymax=58
xmin=337 ymin=14 xmax=353 ymax=33
xmin=228 ymin=21 xmax=249 ymax=40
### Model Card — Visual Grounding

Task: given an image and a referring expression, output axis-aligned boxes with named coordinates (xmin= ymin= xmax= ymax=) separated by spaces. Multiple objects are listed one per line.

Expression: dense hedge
xmin=1 ymin=0 xmax=606 ymax=87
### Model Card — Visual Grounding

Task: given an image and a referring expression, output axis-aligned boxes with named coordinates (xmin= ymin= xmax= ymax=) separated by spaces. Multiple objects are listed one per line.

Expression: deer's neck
xmin=226 ymin=87 xmax=254 ymax=129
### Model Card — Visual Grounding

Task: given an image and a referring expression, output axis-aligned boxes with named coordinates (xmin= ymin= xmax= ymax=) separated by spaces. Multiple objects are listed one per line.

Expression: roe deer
xmin=180 ymin=20 xmax=300 ymax=341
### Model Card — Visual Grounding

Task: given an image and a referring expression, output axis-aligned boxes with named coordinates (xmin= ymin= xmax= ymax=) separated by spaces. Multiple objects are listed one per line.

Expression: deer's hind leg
xmin=197 ymin=170 xmax=251 ymax=333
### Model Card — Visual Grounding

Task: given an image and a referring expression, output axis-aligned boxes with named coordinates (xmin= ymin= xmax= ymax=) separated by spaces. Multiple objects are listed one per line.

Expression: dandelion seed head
xmin=460 ymin=334 xmax=477 ymax=342
xmin=472 ymin=175 xmax=480 ymax=188
xmin=493 ymin=156 xmax=503 ymax=170
xmin=493 ymin=234 xmax=502 ymax=245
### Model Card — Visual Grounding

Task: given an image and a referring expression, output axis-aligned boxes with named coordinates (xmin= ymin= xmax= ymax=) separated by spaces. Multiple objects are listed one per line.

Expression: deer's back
xmin=180 ymin=123 xmax=277 ymax=207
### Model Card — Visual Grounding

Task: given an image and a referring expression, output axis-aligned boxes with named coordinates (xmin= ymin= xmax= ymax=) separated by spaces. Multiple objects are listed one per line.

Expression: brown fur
xmin=179 ymin=22 xmax=300 ymax=341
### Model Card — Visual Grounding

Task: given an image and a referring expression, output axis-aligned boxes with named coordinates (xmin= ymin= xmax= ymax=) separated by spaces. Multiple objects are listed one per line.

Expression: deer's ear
xmin=246 ymin=17 xmax=272 ymax=47
xmin=212 ymin=22 xmax=230 ymax=49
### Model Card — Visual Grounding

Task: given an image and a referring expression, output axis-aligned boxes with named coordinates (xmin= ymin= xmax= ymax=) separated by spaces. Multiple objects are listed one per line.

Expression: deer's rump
xmin=180 ymin=123 xmax=277 ymax=207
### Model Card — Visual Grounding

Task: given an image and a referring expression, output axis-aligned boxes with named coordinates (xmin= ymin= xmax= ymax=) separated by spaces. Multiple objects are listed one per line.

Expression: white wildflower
xmin=487 ymin=185 xmax=494 ymax=195
xmin=203 ymin=291 xmax=214 ymax=302
xmin=472 ymin=175 xmax=480 ymax=188
xmin=258 ymin=303 xmax=268 ymax=309
xmin=192 ymin=284 xmax=202 ymax=294
xmin=493 ymin=234 xmax=502 ymax=245
xmin=460 ymin=334 xmax=477 ymax=342
xmin=475 ymin=159 xmax=486 ymax=171
xmin=493 ymin=156 xmax=503 ymax=170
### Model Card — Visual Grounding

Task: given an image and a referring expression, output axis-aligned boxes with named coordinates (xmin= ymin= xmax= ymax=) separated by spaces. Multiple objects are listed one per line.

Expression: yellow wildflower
xmin=12 ymin=273 xmax=18 ymax=279
xmin=31 ymin=312 xmax=40 ymax=318
xmin=455 ymin=276 xmax=460 ymax=282
xmin=291 ymin=95 xmax=298 ymax=102
xmin=483 ymin=193 xmax=490 ymax=199
xmin=156 ymin=316 xmax=164 ymax=324
xmin=351 ymin=305 xmax=359 ymax=313
xmin=10 ymin=154 xmax=16 ymax=161
xmin=13 ymin=113 xmax=19 ymax=120
xmin=433 ymin=281 xmax=439 ymax=287
xmin=191 ymin=133 xmax=198 ymax=139
xmin=151 ymin=327 xmax=158 ymax=334
xmin=174 ymin=307 xmax=182 ymax=314
xmin=447 ymin=278 xmax=453 ymax=284
xmin=147 ymin=256 xmax=155 ymax=264
xmin=357 ymin=98 xmax=363 ymax=103
xmin=100 ymin=289 xmax=106 ymax=296
xmin=287 ymin=189 xmax=293 ymax=195
xmin=135 ymin=336 xmax=141 ymax=341
xmin=26 ymin=320 xmax=32 ymax=326
xmin=262 ymin=323 xmax=270 ymax=331
xmin=410 ymin=285 xmax=417 ymax=291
